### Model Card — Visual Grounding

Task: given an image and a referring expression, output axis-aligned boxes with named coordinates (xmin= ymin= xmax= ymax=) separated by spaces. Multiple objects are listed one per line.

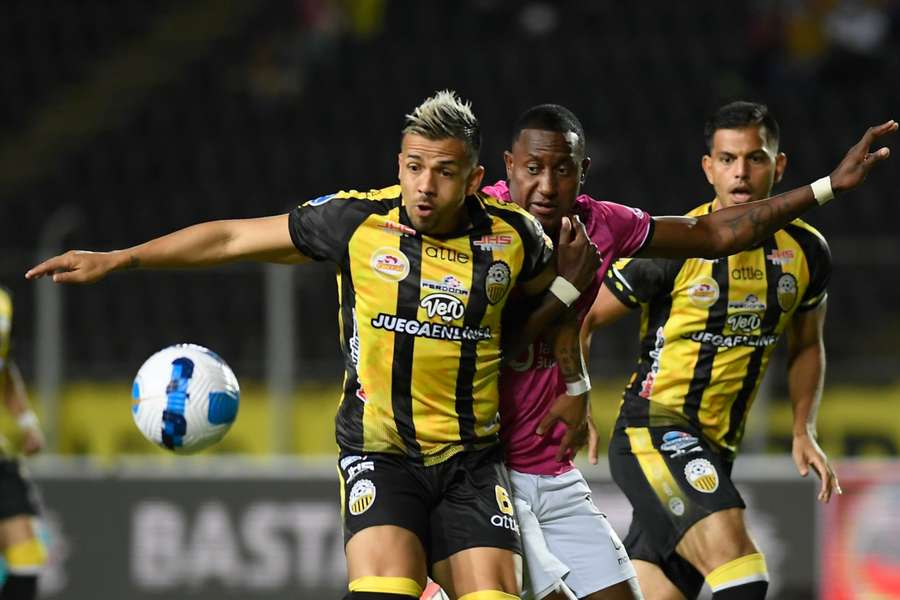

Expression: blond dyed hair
xmin=402 ymin=90 xmax=481 ymax=165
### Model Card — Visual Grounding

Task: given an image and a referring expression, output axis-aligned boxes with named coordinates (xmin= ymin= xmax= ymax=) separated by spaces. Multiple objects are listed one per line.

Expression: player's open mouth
xmin=415 ymin=203 xmax=435 ymax=217
xmin=729 ymin=189 xmax=753 ymax=203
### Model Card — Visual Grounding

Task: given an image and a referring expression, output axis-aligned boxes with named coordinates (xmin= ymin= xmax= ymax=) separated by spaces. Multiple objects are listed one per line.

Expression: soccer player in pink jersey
xmin=483 ymin=105 xmax=895 ymax=600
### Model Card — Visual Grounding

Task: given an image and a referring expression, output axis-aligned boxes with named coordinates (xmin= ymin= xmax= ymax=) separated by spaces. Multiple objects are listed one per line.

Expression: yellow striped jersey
xmin=289 ymin=185 xmax=553 ymax=465
xmin=0 ymin=287 xmax=14 ymax=456
xmin=606 ymin=201 xmax=830 ymax=457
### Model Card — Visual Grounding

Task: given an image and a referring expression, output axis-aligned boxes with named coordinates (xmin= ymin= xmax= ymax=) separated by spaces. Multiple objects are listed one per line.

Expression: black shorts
xmin=337 ymin=444 xmax=521 ymax=565
xmin=0 ymin=457 xmax=41 ymax=520
xmin=608 ymin=424 xmax=745 ymax=598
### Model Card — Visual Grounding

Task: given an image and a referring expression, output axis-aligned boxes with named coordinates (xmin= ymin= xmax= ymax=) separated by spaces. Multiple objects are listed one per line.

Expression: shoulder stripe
xmin=301 ymin=185 xmax=402 ymax=208
xmin=783 ymin=222 xmax=830 ymax=257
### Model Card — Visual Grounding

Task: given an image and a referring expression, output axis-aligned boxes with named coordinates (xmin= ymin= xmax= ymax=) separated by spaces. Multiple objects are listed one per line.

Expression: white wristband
xmin=565 ymin=377 xmax=591 ymax=396
xmin=811 ymin=176 xmax=834 ymax=206
xmin=549 ymin=276 xmax=581 ymax=307
xmin=16 ymin=410 xmax=40 ymax=431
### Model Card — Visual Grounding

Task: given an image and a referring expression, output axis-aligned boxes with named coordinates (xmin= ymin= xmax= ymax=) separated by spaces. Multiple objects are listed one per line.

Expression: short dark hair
xmin=704 ymin=101 xmax=780 ymax=152
xmin=511 ymin=104 xmax=586 ymax=158
xmin=403 ymin=90 xmax=481 ymax=165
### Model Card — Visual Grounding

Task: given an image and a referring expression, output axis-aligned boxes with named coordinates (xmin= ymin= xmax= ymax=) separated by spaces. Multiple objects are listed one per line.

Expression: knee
xmin=4 ymin=536 xmax=48 ymax=575
xmin=678 ymin=512 xmax=758 ymax=575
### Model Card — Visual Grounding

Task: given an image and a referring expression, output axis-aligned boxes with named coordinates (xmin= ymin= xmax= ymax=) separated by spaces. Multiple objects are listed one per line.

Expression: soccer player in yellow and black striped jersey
xmin=0 ymin=287 xmax=48 ymax=600
xmin=26 ymin=88 xmax=895 ymax=599
xmin=583 ymin=102 xmax=841 ymax=600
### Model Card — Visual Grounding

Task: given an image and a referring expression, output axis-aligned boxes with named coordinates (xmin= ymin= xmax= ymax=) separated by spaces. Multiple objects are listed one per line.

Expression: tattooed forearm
xmin=713 ymin=186 xmax=814 ymax=254
xmin=125 ymin=255 xmax=141 ymax=269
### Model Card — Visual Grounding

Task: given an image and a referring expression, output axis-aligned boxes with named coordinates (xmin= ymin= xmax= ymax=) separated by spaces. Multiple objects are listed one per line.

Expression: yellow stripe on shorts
xmin=625 ymin=427 xmax=685 ymax=515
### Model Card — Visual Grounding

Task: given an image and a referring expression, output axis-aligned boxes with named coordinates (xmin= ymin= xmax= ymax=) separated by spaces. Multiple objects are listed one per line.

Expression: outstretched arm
xmin=641 ymin=120 xmax=897 ymax=259
xmin=25 ymin=214 xmax=305 ymax=284
xmin=787 ymin=302 xmax=840 ymax=503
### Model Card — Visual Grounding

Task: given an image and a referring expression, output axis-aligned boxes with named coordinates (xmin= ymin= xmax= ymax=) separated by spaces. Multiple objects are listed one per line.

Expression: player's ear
xmin=466 ymin=164 xmax=486 ymax=196
xmin=580 ymin=156 xmax=591 ymax=184
xmin=774 ymin=152 xmax=787 ymax=184
xmin=503 ymin=151 xmax=514 ymax=179
xmin=701 ymin=154 xmax=714 ymax=185
xmin=397 ymin=153 xmax=403 ymax=180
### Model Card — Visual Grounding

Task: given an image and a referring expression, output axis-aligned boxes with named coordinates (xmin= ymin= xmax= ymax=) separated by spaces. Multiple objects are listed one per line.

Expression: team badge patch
xmin=371 ymin=247 xmax=410 ymax=282
xmin=348 ymin=479 xmax=377 ymax=515
xmin=684 ymin=458 xmax=719 ymax=493
xmin=668 ymin=496 xmax=686 ymax=516
xmin=485 ymin=261 xmax=511 ymax=304
xmin=687 ymin=277 xmax=720 ymax=308
xmin=776 ymin=273 xmax=798 ymax=311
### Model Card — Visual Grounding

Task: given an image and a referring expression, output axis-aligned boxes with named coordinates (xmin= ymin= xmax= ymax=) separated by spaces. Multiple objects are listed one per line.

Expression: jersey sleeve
xmin=599 ymin=201 xmax=655 ymax=258
xmin=517 ymin=215 xmax=554 ymax=284
xmin=605 ymin=257 xmax=682 ymax=308
xmin=288 ymin=192 xmax=382 ymax=263
xmin=797 ymin=233 xmax=832 ymax=312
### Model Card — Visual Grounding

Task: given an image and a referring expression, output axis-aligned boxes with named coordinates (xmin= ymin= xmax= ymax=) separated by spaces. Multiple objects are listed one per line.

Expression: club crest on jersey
xmin=474 ymin=234 xmax=513 ymax=251
xmin=348 ymin=479 xmax=377 ymax=515
xmin=485 ymin=261 xmax=511 ymax=304
xmin=660 ymin=431 xmax=702 ymax=457
xmin=777 ymin=273 xmax=798 ymax=311
xmin=687 ymin=277 xmax=720 ymax=308
xmin=767 ymin=248 xmax=795 ymax=266
xmin=371 ymin=247 xmax=410 ymax=282
xmin=684 ymin=458 xmax=719 ymax=493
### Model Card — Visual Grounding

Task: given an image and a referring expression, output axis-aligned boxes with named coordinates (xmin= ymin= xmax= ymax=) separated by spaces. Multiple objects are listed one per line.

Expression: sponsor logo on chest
xmin=425 ymin=245 xmax=469 ymax=264
xmin=370 ymin=247 xmax=410 ymax=281
xmin=474 ymin=234 xmax=513 ymax=252
xmin=767 ymin=249 xmax=795 ymax=265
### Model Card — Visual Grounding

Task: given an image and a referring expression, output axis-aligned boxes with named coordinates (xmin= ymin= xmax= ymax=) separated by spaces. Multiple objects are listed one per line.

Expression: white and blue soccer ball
xmin=131 ymin=344 xmax=240 ymax=453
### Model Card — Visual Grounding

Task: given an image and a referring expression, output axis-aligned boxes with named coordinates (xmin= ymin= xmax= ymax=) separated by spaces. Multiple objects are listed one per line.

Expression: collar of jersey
xmin=398 ymin=194 xmax=493 ymax=240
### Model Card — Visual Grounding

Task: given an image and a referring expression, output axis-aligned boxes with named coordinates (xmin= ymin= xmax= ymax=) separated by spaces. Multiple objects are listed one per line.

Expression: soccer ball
xmin=131 ymin=344 xmax=240 ymax=453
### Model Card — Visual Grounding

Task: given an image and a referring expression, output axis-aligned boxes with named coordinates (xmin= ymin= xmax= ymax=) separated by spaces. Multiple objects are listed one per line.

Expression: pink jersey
xmin=482 ymin=180 xmax=653 ymax=475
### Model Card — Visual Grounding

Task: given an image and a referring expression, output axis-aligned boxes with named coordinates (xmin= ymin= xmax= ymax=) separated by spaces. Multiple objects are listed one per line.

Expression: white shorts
xmin=511 ymin=468 xmax=636 ymax=600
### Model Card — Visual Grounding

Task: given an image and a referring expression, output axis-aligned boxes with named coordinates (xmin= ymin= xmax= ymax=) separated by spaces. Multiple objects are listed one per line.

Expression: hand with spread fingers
xmin=830 ymin=120 xmax=897 ymax=193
